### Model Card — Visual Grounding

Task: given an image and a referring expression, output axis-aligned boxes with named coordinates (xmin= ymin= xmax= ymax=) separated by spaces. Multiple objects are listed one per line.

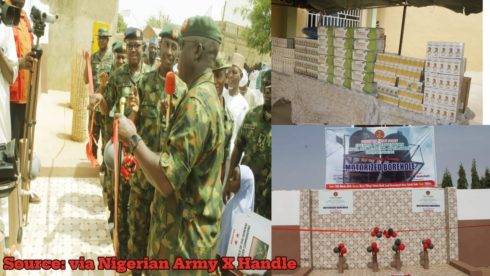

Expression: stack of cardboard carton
xmin=331 ymin=28 xmax=353 ymax=88
xmin=294 ymin=37 xmax=319 ymax=78
xmin=318 ymin=27 xmax=334 ymax=83
xmin=374 ymin=53 xmax=425 ymax=110
xmin=272 ymin=37 xmax=295 ymax=75
xmin=318 ymin=27 xmax=385 ymax=93
xmin=351 ymin=28 xmax=385 ymax=94
xmin=423 ymin=42 xmax=465 ymax=122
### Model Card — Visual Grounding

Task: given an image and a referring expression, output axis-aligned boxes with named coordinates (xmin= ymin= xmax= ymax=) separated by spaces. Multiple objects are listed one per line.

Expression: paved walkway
xmin=1 ymin=177 xmax=114 ymax=275
xmin=35 ymin=90 xmax=99 ymax=178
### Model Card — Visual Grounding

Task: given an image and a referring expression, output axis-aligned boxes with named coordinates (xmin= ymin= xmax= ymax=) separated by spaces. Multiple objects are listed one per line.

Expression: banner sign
xmin=318 ymin=190 xmax=353 ymax=214
xmin=325 ymin=126 xmax=436 ymax=189
xmin=412 ymin=189 xmax=444 ymax=212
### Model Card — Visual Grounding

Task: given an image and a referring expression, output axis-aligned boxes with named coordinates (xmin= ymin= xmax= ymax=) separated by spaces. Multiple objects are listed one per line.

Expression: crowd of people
xmin=87 ymin=16 xmax=271 ymax=275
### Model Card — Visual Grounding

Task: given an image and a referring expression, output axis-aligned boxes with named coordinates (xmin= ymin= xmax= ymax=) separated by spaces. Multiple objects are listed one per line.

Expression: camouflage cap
xmin=124 ymin=27 xmax=143 ymax=40
xmin=180 ymin=16 xmax=222 ymax=44
xmin=213 ymin=55 xmax=230 ymax=71
xmin=112 ymin=41 xmax=125 ymax=53
xmin=159 ymin=25 xmax=180 ymax=42
xmin=97 ymin=28 xmax=111 ymax=37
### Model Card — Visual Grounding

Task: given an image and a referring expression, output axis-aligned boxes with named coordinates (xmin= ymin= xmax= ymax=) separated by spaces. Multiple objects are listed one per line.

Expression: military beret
xmin=97 ymin=28 xmax=111 ymax=37
xmin=180 ymin=16 xmax=222 ymax=44
xmin=124 ymin=27 xmax=143 ymax=40
xmin=213 ymin=55 xmax=230 ymax=71
xmin=112 ymin=41 xmax=125 ymax=53
xmin=159 ymin=25 xmax=181 ymax=41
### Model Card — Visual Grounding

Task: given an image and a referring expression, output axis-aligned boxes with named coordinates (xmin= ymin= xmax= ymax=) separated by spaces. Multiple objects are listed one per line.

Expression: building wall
xmin=376 ymin=6 xmax=482 ymax=71
xmin=295 ymin=8 xmax=308 ymax=37
xmin=44 ymin=0 xmax=118 ymax=91
xmin=271 ymin=5 xmax=287 ymax=37
xmin=298 ymin=189 xmax=458 ymax=269
xmin=218 ymin=21 xmax=271 ymax=66
xmin=271 ymin=6 xmax=308 ymax=39
xmin=273 ymin=190 xmax=490 ymax=268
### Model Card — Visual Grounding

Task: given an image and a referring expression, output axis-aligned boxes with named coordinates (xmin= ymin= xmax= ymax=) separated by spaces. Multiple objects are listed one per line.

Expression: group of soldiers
xmin=87 ymin=15 xmax=271 ymax=275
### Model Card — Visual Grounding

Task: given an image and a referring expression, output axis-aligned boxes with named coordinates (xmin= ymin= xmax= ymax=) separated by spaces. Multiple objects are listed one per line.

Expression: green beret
xmin=213 ymin=56 xmax=230 ymax=71
xmin=112 ymin=41 xmax=125 ymax=53
xmin=159 ymin=25 xmax=180 ymax=41
xmin=124 ymin=27 xmax=143 ymax=40
xmin=180 ymin=16 xmax=222 ymax=44
xmin=97 ymin=28 xmax=111 ymax=37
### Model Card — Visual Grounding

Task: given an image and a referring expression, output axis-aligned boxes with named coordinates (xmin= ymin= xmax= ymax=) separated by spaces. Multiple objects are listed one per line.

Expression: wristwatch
xmin=128 ymin=134 xmax=142 ymax=153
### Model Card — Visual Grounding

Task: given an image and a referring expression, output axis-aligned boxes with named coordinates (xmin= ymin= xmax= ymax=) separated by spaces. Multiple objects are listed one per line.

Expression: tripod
xmin=19 ymin=32 xmax=43 ymax=227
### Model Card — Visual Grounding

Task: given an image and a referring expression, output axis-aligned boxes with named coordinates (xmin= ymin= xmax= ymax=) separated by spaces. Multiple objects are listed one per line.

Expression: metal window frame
xmin=308 ymin=10 xmax=362 ymax=28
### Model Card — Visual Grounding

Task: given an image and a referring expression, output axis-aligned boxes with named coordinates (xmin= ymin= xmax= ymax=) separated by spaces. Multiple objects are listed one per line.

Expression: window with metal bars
xmin=307 ymin=10 xmax=362 ymax=28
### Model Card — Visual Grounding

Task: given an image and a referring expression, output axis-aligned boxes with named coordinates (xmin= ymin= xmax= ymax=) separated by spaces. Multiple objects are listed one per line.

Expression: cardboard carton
xmin=353 ymin=38 xmax=385 ymax=52
xmin=354 ymin=28 xmax=385 ymax=39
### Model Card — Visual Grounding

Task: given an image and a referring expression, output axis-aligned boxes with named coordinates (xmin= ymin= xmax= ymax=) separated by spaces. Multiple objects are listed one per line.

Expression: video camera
xmin=29 ymin=6 xmax=58 ymax=59
xmin=30 ymin=6 xmax=57 ymax=38
xmin=0 ymin=0 xmax=20 ymax=26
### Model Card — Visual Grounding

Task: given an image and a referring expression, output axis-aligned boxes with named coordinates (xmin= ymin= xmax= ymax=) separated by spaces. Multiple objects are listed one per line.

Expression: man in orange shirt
xmin=8 ymin=0 xmax=40 ymax=203
xmin=8 ymin=0 xmax=34 ymax=145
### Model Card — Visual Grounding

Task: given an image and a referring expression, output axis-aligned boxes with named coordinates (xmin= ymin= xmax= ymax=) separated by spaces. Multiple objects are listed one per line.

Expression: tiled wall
xmin=299 ymin=188 xmax=458 ymax=269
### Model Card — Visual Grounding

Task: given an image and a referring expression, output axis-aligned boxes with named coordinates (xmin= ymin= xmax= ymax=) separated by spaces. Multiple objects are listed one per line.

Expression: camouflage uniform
xmin=91 ymin=47 xmax=113 ymax=224
xmin=104 ymin=61 xmax=151 ymax=258
xmin=147 ymin=68 xmax=225 ymax=274
xmin=127 ymin=69 xmax=187 ymax=260
xmin=235 ymin=106 xmax=271 ymax=219
xmin=90 ymin=48 xmax=113 ymax=157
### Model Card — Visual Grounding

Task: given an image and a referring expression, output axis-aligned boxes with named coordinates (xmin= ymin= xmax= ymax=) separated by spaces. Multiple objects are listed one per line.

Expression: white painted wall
xmin=457 ymin=189 xmax=490 ymax=220
xmin=272 ymin=190 xmax=300 ymax=226
xmin=272 ymin=189 xmax=490 ymax=225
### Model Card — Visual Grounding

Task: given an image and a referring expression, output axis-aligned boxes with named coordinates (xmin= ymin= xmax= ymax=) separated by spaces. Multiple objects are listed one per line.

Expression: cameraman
xmin=7 ymin=0 xmax=39 ymax=203
xmin=0 ymin=19 xmax=18 ymax=144
xmin=8 ymin=0 xmax=34 ymax=147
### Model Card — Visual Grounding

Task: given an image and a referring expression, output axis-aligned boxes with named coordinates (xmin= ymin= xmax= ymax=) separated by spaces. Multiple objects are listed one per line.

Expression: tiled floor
xmin=1 ymin=177 xmax=115 ymax=275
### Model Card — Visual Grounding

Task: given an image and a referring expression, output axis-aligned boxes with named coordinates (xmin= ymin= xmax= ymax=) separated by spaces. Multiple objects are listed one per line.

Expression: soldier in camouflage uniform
xmin=213 ymin=56 xmax=234 ymax=183
xmin=111 ymin=41 xmax=126 ymax=70
xmin=146 ymin=37 xmax=159 ymax=69
xmin=228 ymin=69 xmax=271 ymax=219
xmin=90 ymin=27 xmax=151 ymax=258
xmin=117 ymin=16 xmax=224 ymax=275
xmin=93 ymin=41 xmax=126 ymax=225
xmin=85 ymin=28 xmax=113 ymax=159
xmin=126 ymin=26 xmax=186 ymax=274
xmin=86 ymin=28 xmax=113 ymax=224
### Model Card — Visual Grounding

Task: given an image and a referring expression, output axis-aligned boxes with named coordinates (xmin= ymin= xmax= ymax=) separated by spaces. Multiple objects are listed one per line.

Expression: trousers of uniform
xmin=100 ymin=123 xmax=114 ymax=223
xmin=10 ymin=102 xmax=26 ymax=154
xmin=88 ymin=110 xmax=103 ymax=157
xmin=128 ymin=170 xmax=155 ymax=261
xmin=116 ymin=177 xmax=130 ymax=258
